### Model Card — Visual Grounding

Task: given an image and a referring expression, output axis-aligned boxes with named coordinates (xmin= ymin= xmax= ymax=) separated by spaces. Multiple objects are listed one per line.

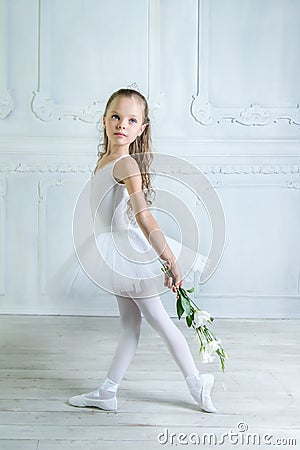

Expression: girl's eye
xmin=111 ymin=115 xmax=137 ymax=124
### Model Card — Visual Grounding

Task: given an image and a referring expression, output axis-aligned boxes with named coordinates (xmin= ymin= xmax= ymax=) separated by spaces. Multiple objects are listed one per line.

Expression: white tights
xmin=99 ymin=294 xmax=198 ymax=399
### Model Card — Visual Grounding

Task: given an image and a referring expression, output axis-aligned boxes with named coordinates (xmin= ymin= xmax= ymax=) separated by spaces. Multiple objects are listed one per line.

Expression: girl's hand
xmin=163 ymin=259 xmax=184 ymax=293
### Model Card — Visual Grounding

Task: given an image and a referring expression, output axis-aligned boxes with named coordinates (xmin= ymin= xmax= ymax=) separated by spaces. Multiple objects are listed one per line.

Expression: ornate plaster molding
xmin=0 ymin=161 xmax=299 ymax=175
xmin=31 ymin=91 xmax=105 ymax=123
xmin=37 ymin=177 xmax=82 ymax=294
xmin=38 ymin=177 xmax=67 ymax=201
xmin=192 ymin=0 xmax=300 ymax=127
xmin=0 ymin=177 xmax=6 ymax=294
xmin=0 ymin=1 xmax=13 ymax=119
xmin=191 ymin=98 xmax=300 ymax=127
xmin=0 ymin=162 xmax=89 ymax=173
xmin=31 ymin=0 xmax=161 ymax=124
xmin=0 ymin=90 xmax=13 ymax=120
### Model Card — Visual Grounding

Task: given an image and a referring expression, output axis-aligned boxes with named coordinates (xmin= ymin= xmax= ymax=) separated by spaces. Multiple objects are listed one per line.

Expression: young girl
xmin=68 ymin=88 xmax=217 ymax=413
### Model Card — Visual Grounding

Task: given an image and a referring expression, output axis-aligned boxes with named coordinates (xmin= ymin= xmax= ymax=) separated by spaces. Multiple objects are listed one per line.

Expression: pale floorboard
xmin=0 ymin=315 xmax=299 ymax=450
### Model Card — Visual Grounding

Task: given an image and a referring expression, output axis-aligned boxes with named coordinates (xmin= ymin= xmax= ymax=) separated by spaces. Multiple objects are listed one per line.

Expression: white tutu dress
xmin=47 ymin=154 xmax=210 ymax=299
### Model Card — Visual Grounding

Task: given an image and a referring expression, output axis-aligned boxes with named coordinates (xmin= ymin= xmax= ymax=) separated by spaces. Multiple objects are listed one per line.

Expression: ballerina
xmin=66 ymin=87 xmax=217 ymax=413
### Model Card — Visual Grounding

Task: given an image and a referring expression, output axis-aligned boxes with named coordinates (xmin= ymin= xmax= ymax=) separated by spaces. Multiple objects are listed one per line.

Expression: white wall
xmin=0 ymin=0 xmax=299 ymax=317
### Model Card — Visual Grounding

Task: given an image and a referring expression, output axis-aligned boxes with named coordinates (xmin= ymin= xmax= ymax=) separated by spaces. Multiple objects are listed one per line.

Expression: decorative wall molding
xmin=191 ymin=99 xmax=300 ymax=127
xmin=0 ymin=162 xmax=90 ymax=173
xmin=38 ymin=177 xmax=59 ymax=295
xmin=0 ymin=161 xmax=299 ymax=176
xmin=37 ymin=177 xmax=79 ymax=295
xmin=161 ymin=164 xmax=300 ymax=176
xmin=191 ymin=0 xmax=300 ymax=127
xmin=38 ymin=177 xmax=62 ymax=295
xmin=0 ymin=90 xmax=13 ymax=120
xmin=31 ymin=91 xmax=106 ymax=123
xmin=31 ymin=0 xmax=162 ymax=123
xmin=194 ymin=182 xmax=300 ymax=302
xmin=195 ymin=181 xmax=300 ymax=191
xmin=38 ymin=177 xmax=66 ymax=201
xmin=0 ymin=176 xmax=6 ymax=295
xmin=0 ymin=0 xmax=13 ymax=119
xmin=35 ymin=176 xmax=300 ymax=302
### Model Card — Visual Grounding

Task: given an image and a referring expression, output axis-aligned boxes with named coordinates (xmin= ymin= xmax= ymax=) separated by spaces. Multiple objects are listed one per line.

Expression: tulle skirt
xmin=46 ymin=226 xmax=209 ymax=299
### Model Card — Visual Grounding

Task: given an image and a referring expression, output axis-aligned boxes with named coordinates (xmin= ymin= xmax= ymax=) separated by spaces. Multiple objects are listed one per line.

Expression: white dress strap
xmin=111 ymin=154 xmax=131 ymax=184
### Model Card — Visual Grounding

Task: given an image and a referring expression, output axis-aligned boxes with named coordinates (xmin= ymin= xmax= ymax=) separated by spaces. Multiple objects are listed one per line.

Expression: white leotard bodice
xmin=90 ymin=154 xmax=136 ymax=235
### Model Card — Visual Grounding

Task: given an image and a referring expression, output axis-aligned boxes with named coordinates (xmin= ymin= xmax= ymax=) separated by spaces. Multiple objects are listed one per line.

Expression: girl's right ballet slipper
xmin=185 ymin=371 xmax=218 ymax=413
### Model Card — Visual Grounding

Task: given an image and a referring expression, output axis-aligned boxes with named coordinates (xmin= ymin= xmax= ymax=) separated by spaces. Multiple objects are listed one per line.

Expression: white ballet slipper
xmin=68 ymin=377 xmax=119 ymax=411
xmin=185 ymin=371 xmax=218 ymax=413
xmin=68 ymin=390 xmax=117 ymax=411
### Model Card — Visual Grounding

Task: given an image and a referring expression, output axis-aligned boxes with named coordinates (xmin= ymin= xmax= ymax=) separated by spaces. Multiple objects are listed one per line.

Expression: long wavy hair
xmin=93 ymin=88 xmax=156 ymax=224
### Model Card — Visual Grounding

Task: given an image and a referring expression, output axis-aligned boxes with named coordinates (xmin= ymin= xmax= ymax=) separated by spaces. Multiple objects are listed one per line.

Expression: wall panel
xmin=0 ymin=0 xmax=299 ymax=317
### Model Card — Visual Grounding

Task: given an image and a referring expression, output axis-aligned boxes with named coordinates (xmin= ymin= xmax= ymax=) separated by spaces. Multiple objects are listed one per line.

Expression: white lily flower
xmin=199 ymin=349 xmax=215 ymax=363
xmin=192 ymin=310 xmax=212 ymax=328
xmin=205 ymin=339 xmax=221 ymax=353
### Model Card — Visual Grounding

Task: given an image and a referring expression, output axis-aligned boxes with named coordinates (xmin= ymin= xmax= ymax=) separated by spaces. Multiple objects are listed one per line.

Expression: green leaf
xmin=181 ymin=295 xmax=191 ymax=316
xmin=186 ymin=315 xmax=193 ymax=327
xmin=186 ymin=287 xmax=194 ymax=293
xmin=176 ymin=297 xmax=184 ymax=320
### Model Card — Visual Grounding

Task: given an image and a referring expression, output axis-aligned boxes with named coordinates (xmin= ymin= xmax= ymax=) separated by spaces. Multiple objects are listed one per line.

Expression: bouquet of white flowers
xmin=161 ymin=263 xmax=228 ymax=372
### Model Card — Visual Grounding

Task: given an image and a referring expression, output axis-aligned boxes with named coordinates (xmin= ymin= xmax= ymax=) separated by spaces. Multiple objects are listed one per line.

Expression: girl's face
xmin=103 ymin=96 xmax=147 ymax=148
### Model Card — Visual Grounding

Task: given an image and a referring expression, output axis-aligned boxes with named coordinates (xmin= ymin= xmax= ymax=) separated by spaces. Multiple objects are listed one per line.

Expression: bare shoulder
xmin=114 ymin=156 xmax=142 ymax=194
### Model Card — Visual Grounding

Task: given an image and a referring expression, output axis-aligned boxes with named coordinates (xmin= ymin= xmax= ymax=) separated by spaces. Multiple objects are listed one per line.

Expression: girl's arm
xmin=114 ymin=157 xmax=183 ymax=291
xmin=137 ymin=211 xmax=184 ymax=292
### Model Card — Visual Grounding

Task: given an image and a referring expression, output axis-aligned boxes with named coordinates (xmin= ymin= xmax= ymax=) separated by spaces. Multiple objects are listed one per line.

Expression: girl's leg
xmin=129 ymin=294 xmax=218 ymax=413
xmin=107 ymin=294 xmax=142 ymax=383
xmin=131 ymin=294 xmax=198 ymax=378
xmin=130 ymin=294 xmax=218 ymax=412
xmin=99 ymin=294 xmax=142 ymax=399
xmin=69 ymin=294 xmax=142 ymax=409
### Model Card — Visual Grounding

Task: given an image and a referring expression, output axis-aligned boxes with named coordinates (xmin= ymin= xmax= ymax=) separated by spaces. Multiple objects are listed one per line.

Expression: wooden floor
xmin=0 ymin=315 xmax=299 ymax=450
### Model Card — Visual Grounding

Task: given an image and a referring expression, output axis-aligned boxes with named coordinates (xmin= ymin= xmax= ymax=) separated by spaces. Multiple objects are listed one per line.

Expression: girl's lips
xmin=115 ymin=133 xmax=126 ymax=137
